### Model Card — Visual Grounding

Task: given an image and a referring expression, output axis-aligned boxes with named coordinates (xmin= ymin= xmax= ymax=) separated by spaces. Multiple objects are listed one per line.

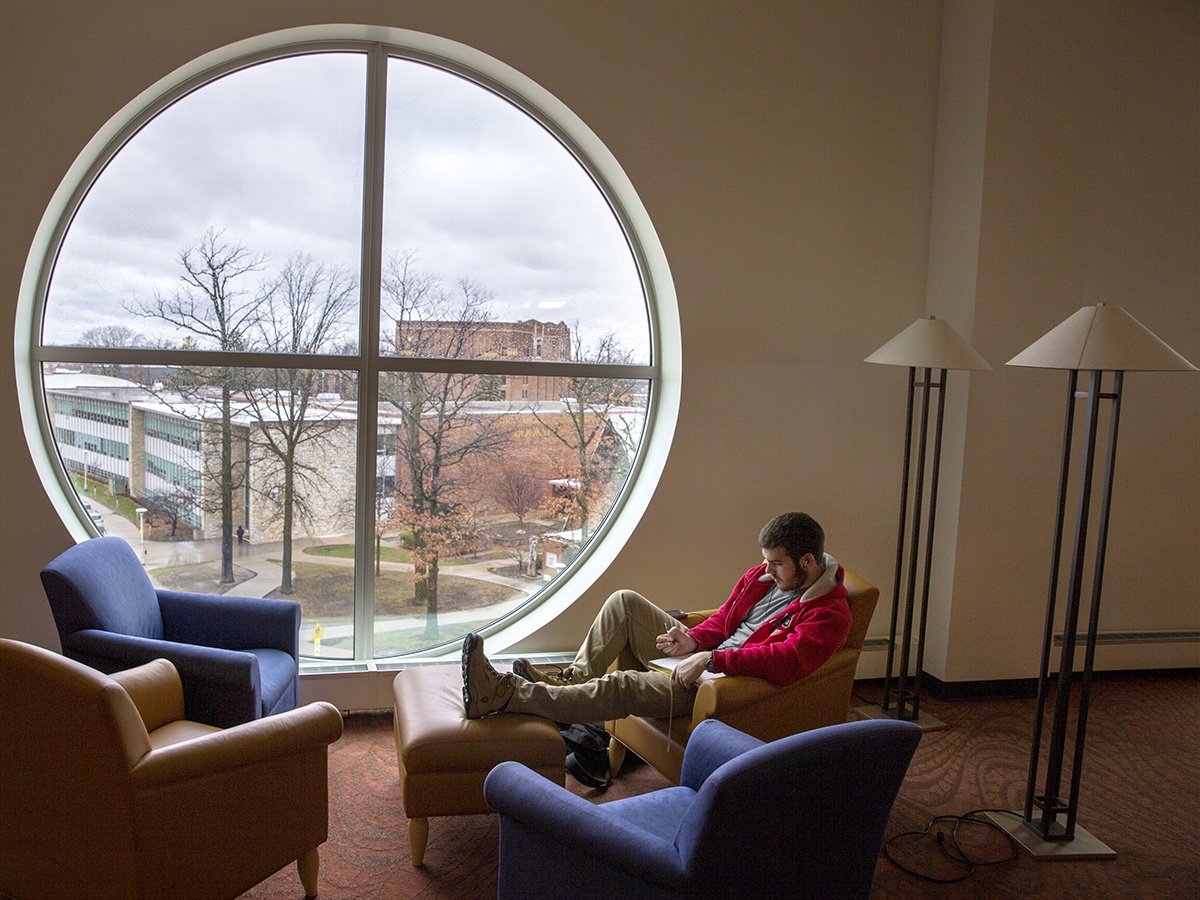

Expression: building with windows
xmin=47 ymin=374 xmax=370 ymax=541
xmin=44 ymin=370 xmax=641 ymax=550
xmin=44 ymin=372 xmax=144 ymax=496
xmin=397 ymin=319 xmax=573 ymax=401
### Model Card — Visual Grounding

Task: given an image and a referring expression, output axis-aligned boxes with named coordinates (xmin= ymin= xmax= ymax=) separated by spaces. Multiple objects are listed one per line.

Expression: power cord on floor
xmin=851 ymin=683 xmax=1020 ymax=885
xmin=884 ymin=808 xmax=1021 ymax=884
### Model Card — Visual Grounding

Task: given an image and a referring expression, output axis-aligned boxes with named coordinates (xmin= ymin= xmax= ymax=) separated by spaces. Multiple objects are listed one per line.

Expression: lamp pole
xmin=1028 ymin=369 xmax=1119 ymax=842
xmin=857 ymin=316 xmax=989 ymax=732
xmin=991 ymin=303 xmax=1196 ymax=859
xmin=879 ymin=363 xmax=948 ymax=723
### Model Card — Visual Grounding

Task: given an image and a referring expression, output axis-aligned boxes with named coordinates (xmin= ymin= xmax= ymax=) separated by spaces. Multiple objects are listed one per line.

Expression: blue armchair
xmin=484 ymin=717 xmax=921 ymax=899
xmin=40 ymin=536 xmax=301 ymax=728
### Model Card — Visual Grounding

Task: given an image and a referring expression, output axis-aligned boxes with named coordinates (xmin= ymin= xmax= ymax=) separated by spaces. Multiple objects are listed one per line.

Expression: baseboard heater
xmin=860 ymin=629 xmax=1199 ymax=701
xmin=862 ymin=629 xmax=1199 ymax=652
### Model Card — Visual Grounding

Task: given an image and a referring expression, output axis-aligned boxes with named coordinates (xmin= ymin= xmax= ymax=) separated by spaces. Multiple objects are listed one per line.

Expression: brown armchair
xmin=0 ymin=638 xmax=344 ymax=900
xmin=605 ymin=568 xmax=879 ymax=784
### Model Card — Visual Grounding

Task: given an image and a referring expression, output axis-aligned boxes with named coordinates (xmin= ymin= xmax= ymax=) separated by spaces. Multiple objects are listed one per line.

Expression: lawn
xmin=277 ymin=561 xmax=521 ymax=618
xmin=70 ymin=473 xmax=141 ymax=522
xmin=149 ymin=563 xmax=256 ymax=594
xmin=303 ymin=543 xmax=511 ymax=567
xmin=306 ymin=543 xmax=412 ymax=563
xmin=370 ymin=615 xmax=504 ymax=656
xmin=148 ymin=557 xmax=522 ymax=619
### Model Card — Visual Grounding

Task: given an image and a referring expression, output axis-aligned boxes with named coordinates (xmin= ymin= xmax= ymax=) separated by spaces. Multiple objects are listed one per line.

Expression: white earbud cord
xmin=666 ymin=677 xmax=674 ymax=752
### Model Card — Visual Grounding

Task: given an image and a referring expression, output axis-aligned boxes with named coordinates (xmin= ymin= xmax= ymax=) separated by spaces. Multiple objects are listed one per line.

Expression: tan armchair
xmin=606 ymin=568 xmax=879 ymax=784
xmin=0 ymin=638 xmax=344 ymax=899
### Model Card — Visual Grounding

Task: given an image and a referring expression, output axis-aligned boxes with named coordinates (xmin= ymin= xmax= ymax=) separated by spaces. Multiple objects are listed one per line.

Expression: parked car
xmin=82 ymin=501 xmax=107 ymax=535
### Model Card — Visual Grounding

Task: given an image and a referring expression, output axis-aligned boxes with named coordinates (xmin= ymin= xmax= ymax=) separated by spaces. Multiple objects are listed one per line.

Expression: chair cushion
xmin=393 ymin=666 xmax=565 ymax=818
xmin=40 ymin=537 xmax=163 ymax=639
xmin=146 ymin=719 xmax=222 ymax=750
xmin=600 ymin=786 xmax=697 ymax=844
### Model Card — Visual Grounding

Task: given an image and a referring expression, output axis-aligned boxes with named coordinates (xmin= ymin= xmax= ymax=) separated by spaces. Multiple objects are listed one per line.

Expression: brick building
xmin=396 ymin=318 xmax=572 ymax=401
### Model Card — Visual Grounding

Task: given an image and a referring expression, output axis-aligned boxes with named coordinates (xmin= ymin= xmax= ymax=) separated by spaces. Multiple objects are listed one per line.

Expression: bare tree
xmin=529 ymin=329 xmax=633 ymax=542
xmin=127 ymin=227 xmax=268 ymax=583
xmin=243 ymin=253 xmax=357 ymax=594
xmin=474 ymin=373 xmax=504 ymax=401
xmin=490 ymin=465 xmax=549 ymax=575
xmin=379 ymin=251 xmax=509 ymax=638
xmin=149 ymin=481 xmax=200 ymax=538
xmin=492 ymin=466 xmax=548 ymax=529
xmin=79 ymin=324 xmax=148 ymax=349
xmin=79 ymin=325 xmax=152 ymax=377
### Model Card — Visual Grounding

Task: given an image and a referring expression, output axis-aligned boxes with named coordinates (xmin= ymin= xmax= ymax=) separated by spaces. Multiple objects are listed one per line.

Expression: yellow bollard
xmin=311 ymin=622 xmax=324 ymax=657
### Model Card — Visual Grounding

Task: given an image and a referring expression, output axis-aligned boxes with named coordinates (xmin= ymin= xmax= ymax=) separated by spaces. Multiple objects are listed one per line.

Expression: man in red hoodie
xmin=461 ymin=512 xmax=853 ymax=729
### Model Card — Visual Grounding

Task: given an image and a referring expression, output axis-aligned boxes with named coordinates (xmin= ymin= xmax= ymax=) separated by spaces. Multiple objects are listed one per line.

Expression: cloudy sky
xmin=45 ymin=50 xmax=650 ymax=361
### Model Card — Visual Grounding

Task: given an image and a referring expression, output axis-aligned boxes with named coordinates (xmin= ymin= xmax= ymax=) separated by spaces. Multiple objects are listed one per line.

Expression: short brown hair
xmin=759 ymin=512 xmax=824 ymax=566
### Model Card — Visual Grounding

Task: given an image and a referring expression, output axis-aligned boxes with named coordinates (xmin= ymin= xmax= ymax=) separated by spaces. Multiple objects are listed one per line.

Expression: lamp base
xmin=854 ymin=703 xmax=949 ymax=732
xmin=986 ymin=811 xmax=1116 ymax=859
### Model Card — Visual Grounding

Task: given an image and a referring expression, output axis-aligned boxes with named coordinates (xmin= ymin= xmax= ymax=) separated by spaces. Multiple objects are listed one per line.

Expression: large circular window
xmin=21 ymin=27 xmax=678 ymax=662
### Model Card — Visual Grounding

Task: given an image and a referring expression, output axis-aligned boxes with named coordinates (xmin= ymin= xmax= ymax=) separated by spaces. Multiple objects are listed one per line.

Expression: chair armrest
xmin=692 ymin=649 xmax=860 ymax=739
xmin=63 ymin=629 xmax=260 ymax=688
xmin=130 ymin=701 xmax=343 ymax=788
xmin=157 ymin=590 xmax=300 ymax=658
xmin=690 ymin=674 xmax=780 ymax=722
xmin=109 ymin=658 xmax=185 ymax=732
xmin=484 ymin=761 xmax=685 ymax=888
xmin=62 ymin=630 xmax=269 ymax=727
xmin=678 ymin=720 xmax=764 ymax=790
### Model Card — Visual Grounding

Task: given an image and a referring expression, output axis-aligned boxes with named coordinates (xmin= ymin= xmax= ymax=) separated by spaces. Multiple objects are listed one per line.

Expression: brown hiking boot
xmin=461 ymin=633 xmax=515 ymax=719
xmin=511 ymin=658 xmax=575 ymax=686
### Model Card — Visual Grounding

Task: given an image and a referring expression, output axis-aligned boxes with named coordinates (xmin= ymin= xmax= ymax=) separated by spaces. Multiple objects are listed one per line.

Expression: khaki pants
xmin=506 ymin=589 xmax=698 ymax=723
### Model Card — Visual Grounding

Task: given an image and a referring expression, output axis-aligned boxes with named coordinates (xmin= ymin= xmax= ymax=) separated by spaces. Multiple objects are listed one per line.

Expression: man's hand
xmin=672 ymin=652 xmax=711 ymax=689
xmin=655 ymin=624 xmax=698 ymax=657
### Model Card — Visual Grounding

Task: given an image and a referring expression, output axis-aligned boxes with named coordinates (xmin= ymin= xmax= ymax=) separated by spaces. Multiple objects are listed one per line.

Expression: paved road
xmin=90 ymin=503 xmax=541 ymax=656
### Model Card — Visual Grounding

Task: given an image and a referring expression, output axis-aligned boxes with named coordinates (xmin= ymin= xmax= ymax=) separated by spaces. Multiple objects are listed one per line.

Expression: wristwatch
xmin=705 ymin=654 xmax=715 ymax=673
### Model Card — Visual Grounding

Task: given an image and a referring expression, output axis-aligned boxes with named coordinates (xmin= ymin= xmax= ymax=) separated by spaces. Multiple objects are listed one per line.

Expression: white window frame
xmin=15 ymin=24 xmax=680 ymax=663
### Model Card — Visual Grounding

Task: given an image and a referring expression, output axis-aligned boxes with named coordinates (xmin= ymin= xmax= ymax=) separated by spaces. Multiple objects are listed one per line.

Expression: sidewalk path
xmin=90 ymin=505 xmax=545 ymax=655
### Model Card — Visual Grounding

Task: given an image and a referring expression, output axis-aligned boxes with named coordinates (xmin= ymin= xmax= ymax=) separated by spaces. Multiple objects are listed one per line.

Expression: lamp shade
xmin=1007 ymin=304 xmax=1197 ymax=372
xmin=865 ymin=316 xmax=991 ymax=371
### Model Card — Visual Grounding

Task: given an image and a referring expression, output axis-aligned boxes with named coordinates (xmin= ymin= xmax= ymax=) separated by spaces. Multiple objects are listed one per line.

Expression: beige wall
xmin=949 ymin=0 xmax=1200 ymax=679
xmin=2 ymin=1 xmax=1195 ymax=683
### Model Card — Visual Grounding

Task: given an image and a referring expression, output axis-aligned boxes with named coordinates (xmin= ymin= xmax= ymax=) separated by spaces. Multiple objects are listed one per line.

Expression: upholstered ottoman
xmin=392 ymin=664 xmax=565 ymax=866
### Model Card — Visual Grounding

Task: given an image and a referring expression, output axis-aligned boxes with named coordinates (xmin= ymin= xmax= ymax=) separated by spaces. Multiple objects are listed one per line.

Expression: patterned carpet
xmin=242 ymin=669 xmax=1198 ymax=899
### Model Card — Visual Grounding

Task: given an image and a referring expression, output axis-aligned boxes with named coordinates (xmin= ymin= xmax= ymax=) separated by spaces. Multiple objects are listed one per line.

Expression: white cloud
xmin=43 ymin=48 xmax=649 ymax=361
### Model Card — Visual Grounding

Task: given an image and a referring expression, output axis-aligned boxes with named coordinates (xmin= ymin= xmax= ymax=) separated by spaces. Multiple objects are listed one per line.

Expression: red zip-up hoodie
xmin=686 ymin=559 xmax=852 ymax=686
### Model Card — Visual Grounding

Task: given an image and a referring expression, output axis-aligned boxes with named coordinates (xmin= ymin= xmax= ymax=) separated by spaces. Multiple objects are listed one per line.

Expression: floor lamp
xmin=856 ymin=316 xmax=990 ymax=731
xmin=990 ymin=303 xmax=1196 ymax=858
